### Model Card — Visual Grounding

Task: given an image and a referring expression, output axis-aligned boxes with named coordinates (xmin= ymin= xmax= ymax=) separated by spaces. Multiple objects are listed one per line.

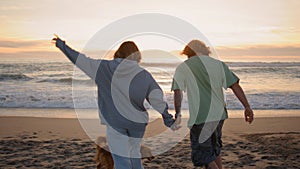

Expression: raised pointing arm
xmin=52 ymin=35 xmax=100 ymax=81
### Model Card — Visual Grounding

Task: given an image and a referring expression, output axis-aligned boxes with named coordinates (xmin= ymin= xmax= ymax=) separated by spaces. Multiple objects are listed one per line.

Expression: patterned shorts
xmin=190 ymin=120 xmax=224 ymax=167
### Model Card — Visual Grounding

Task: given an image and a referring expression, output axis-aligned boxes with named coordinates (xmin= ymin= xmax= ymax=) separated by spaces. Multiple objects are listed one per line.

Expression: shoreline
xmin=1 ymin=115 xmax=299 ymax=138
xmin=0 ymin=107 xmax=299 ymax=119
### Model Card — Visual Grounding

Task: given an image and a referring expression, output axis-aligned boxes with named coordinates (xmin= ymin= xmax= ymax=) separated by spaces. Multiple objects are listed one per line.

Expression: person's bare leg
xmin=215 ymin=155 xmax=222 ymax=169
xmin=206 ymin=161 xmax=219 ymax=169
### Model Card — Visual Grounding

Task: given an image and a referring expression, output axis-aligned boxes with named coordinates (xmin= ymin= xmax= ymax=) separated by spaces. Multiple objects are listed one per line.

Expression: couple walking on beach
xmin=52 ymin=35 xmax=253 ymax=169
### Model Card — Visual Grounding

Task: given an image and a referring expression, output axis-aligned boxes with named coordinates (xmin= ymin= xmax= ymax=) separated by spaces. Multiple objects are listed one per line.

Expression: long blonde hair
xmin=182 ymin=40 xmax=211 ymax=58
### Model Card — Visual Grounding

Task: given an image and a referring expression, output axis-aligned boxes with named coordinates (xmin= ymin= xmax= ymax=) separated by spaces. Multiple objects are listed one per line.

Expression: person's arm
xmin=174 ymin=89 xmax=182 ymax=118
xmin=52 ymin=35 xmax=100 ymax=81
xmin=171 ymin=65 xmax=186 ymax=127
xmin=230 ymin=82 xmax=254 ymax=124
xmin=173 ymin=89 xmax=183 ymax=128
xmin=147 ymin=86 xmax=175 ymax=128
xmin=146 ymin=76 xmax=180 ymax=130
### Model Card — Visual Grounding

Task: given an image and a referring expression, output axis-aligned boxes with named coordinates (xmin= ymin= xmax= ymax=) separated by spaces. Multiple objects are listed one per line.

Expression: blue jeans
xmin=106 ymin=126 xmax=145 ymax=169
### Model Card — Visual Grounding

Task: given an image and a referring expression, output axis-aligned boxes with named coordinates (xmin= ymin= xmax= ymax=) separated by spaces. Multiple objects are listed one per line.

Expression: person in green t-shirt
xmin=171 ymin=40 xmax=254 ymax=169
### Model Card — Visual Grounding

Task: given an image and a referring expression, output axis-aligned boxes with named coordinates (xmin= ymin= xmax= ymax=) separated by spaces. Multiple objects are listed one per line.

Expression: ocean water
xmin=0 ymin=58 xmax=299 ymax=111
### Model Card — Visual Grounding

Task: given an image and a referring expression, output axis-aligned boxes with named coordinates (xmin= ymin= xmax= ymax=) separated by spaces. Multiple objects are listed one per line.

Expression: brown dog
xmin=94 ymin=136 xmax=154 ymax=169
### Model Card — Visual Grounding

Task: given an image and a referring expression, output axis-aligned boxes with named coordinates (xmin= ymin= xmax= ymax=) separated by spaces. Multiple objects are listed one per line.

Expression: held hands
xmin=244 ymin=107 xmax=254 ymax=124
xmin=170 ymin=114 xmax=182 ymax=131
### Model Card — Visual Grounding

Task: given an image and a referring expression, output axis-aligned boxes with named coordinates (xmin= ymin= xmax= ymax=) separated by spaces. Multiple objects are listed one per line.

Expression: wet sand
xmin=0 ymin=115 xmax=299 ymax=168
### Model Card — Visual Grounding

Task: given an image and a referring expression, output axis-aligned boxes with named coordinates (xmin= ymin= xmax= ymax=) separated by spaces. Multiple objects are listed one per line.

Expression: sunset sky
xmin=0 ymin=0 xmax=299 ymax=61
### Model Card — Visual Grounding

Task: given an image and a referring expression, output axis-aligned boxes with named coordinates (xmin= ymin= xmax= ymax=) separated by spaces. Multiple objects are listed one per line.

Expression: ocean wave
xmin=48 ymin=73 xmax=72 ymax=77
xmin=0 ymin=91 xmax=299 ymax=109
xmin=1 ymin=60 xmax=300 ymax=110
xmin=0 ymin=62 xmax=74 ymax=74
xmin=0 ymin=73 xmax=33 ymax=81
xmin=37 ymin=78 xmax=95 ymax=85
xmin=232 ymin=67 xmax=300 ymax=74
xmin=142 ymin=61 xmax=300 ymax=68
xmin=226 ymin=62 xmax=300 ymax=68
xmin=141 ymin=62 xmax=180 ymax=68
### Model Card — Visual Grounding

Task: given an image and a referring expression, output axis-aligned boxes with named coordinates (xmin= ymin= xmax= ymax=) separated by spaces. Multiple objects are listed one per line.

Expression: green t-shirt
xmin=171 ymin=55 xmax=239 ymax=127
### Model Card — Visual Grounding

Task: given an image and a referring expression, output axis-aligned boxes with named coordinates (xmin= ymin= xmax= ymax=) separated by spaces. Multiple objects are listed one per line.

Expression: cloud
xmin=216 ymin=45 xmax=300 ymax=56
xmin=0 ymin=6 xmax=23 ymax=11
xmin=0 ymin=39 xmax=49 ymax=48
xmin=1 ymin=38 xmax=300 ymax=61
xmin=0 ymin=51 xmax=57 ymax=57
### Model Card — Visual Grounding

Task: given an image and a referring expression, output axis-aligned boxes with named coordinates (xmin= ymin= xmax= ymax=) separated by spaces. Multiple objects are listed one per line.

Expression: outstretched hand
xmin=170 ymin=115 xmax=182 ymax=131
xmin=51 ymin=34 xmax=61 ymax=45
xmin=244 ymin=107 xmax=254 ymax=124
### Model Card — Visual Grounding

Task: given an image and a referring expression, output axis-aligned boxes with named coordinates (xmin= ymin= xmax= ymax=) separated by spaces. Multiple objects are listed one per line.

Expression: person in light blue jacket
xmin=52 ymin=35 xmax=180 ymax=169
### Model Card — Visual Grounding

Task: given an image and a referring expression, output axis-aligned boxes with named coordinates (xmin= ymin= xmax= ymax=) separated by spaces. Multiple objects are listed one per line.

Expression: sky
xmin=0 ymin=0 xmax=300 ymax=61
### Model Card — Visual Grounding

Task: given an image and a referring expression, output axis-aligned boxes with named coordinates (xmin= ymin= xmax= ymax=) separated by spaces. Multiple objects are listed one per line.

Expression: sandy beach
xmin=0 ymin=110 xmax=299 ymax=169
